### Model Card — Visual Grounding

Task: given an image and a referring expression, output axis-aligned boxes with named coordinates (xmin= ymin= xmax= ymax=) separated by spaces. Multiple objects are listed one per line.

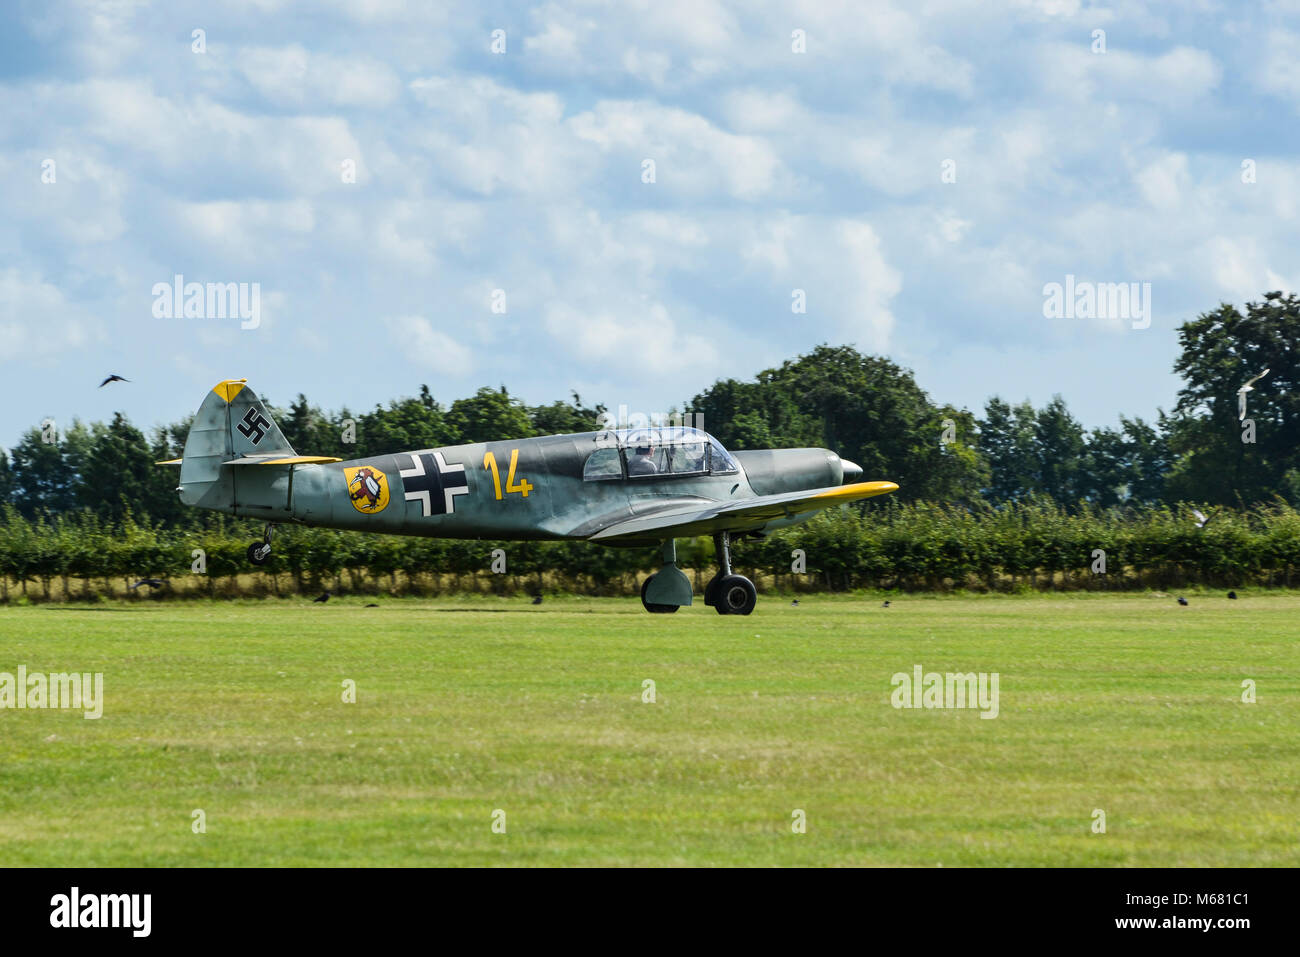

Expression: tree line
xmin=0 ymin=291 xmax=1296 ymax=597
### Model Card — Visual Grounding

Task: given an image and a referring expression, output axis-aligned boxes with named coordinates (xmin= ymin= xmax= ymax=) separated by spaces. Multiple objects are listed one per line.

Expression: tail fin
xmin=177 ymin=379 xmax=296 ymax=508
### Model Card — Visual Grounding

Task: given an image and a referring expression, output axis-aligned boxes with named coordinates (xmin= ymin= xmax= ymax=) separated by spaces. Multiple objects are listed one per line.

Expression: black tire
xmin=714 ymin=575 xmax=757 ymax=615
xmin=247 ymin=542 xmax=271 ymax=566
xmin=640 ymin=575 xmax=679 ymax=614
xmin=703 ymin=574 xmax=722 ymax=607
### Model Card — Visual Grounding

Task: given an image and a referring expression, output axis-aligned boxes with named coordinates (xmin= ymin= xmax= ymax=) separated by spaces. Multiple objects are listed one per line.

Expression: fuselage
xmin=217 ymin=429 xmax=854 ymax=543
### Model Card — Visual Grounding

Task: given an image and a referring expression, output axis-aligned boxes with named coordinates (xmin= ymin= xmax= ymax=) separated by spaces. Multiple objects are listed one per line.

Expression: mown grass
xmin=1 ymin=593 xmax=1296 ymax=866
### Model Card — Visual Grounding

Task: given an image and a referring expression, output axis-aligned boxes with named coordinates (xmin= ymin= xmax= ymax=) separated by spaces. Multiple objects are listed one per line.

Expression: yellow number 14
xmin=482 ymin=449 xmax=534 ymax=500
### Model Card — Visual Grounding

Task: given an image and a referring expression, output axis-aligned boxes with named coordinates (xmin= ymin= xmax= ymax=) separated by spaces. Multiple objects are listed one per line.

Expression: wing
xmin=221 ymin=454 xmax=342 ymax=466
xmin=588 ymin=481 xmax=898 ymax=543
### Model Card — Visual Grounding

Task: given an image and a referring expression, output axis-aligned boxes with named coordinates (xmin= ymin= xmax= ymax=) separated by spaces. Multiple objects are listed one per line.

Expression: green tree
xmin=0 ymin=449 xmax=13 ymax=505
xmin=77 ymin=413 xmax=158 ymax=524
xmin=446 ymin=386 xmax=535 ymax=444
xmin=978 ymin=398 xmax=1039 ymax=502
xmin=1034 ymin=396 xmax=1087 ymax=506
xmin=1163 ymin=291 xmax=1299 ymax=504
xmin=356 ymin=387 xmax=455 ymax=457
xmin=689 ymin=345 xmax=987 ymax=501
xmin=529 ymin=392 xmax=606 ymax=435
xmin=8 ymin=420 xmax=91 ymax=516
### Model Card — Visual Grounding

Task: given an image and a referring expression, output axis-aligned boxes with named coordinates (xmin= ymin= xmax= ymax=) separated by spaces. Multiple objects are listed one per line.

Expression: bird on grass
xmin=882 ymin=600 xmax=891 ymax=608
xmin=130 ymin=578 xmax=166 ymax=589
xmin=1227 ymin=591 xmax=1238 ymax=600
xmin=790 ymin=599 xmax=799 ymax=606
xmin=99 ymin=374 xmax=130 ymax=387
xmin=1237 ymin=368 xmax=1270 ymax=420
xmin=312 ymin=591 xmax=330 ymax=603
xmin=531 ymin=595 xmax=543 ymax=605
xmin=1177 ymin=597 xmax=1189 ymax=606
xmin=365 ymin=603 xmax=379 ymax=608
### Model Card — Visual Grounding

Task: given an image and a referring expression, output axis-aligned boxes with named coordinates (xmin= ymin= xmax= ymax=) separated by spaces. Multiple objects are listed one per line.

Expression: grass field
xmin=1 ymin=592 xmax=1297 ymax=866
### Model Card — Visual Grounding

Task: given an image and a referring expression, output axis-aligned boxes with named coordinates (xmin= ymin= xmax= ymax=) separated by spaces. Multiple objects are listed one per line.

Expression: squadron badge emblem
xmin=344 ymin=465 xmax=390 ymax=514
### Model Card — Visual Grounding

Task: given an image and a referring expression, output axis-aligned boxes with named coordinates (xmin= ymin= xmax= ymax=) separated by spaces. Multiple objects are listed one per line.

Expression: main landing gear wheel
xmin=714 ymin=574 xmax=757 ymax=616
xmin=640 ymin=574 xmax=679 ymax=614
xmin=704 ymin=575 xmax=723 ymax=607
xmin=709 ymin=530 xmax=757 ymax=614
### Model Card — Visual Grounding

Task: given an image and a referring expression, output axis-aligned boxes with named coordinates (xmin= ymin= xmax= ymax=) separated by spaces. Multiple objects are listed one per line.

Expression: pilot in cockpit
xmin=627 ymin=445 xmax=657 ymax=475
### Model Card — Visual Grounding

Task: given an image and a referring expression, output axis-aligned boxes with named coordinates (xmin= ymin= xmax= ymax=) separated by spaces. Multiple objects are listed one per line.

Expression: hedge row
xmin=1 ymin=500 xmax=1298 ymax=601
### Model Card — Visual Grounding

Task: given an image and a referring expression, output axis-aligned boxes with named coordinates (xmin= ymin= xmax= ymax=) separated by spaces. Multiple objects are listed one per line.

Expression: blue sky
xmin=3 ymin=0 xmax=1299 ymax=449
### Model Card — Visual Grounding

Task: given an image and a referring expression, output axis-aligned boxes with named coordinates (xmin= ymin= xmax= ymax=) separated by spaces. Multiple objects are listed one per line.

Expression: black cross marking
xmin=399 ymin=451 xmax=469 ymax=516
xmin=237 ymin=407 xmax=271 ymax=445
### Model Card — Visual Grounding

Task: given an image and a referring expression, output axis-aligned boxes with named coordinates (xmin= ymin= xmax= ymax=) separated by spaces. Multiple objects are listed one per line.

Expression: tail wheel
xmin=640 ymin=575 xmax=679 ymax=614
xmin=247 ymin=542 xmax=271 ymax=565
xmin=714 ymin=575 xmax=756 ymax=616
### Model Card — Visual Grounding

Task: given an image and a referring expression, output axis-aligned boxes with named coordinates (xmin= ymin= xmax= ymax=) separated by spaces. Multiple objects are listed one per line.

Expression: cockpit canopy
xmin=583 ymin=427 xmax=739 ymax=481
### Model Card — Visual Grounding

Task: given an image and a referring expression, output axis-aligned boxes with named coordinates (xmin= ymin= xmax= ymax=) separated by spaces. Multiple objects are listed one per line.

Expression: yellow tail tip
xmin=212 ymin=379 xmax=248 ymax=403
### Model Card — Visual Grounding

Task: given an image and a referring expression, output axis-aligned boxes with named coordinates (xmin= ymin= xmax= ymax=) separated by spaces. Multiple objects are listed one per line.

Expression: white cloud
xmin=383 ymin=316 xmax=473 ymax=375
xmin=1135 ymin=152 xmax=1190 ymax=210
xmin=236 ymin=45 xmax=402 ymax=108
xmin=0 ymin=270 xmax=103 ymax=361
xmin=721 ymin=89 xmax=803 ymax=133
xmin=177 ymin=199 xmax=317 ymax=259
xmin=834 ymin=221 xmax=902 ymax=348
xmin=525 ymin=22 xmax=582 ymax=60
xmin=736 ymin=215 xmax=901 ymax=348
xmin=1200 ymin=237 xmax=1298 ymax=304
xmin=1038 ymin=43 xmax=1221 ymax=108
xmin=543 ymin=301 xmax=718 ymax=372
xmin=408 ymin=76 xmax=573 ymax=195
xmin=43 ymin=79 xmax=367 ymax=195
xmin=622 ymin=48 xmax=673 ymax=88
xmin=570 ymin=100 xmax=783 ymax=200
xmin=1255 ymin=28 xmax=1300 ymax=110
xmin=937 ymin=214 xmax=973 ymax=244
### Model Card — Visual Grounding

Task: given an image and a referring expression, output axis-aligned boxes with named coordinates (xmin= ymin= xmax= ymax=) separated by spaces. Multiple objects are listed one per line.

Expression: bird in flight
xmin=99 ymin=374 xmax=130 ymax=387
xmin=1191 ymin=507 xmax=1219 ymax=529
xmin=1237 ymin=368 xmax=1269 ymax=420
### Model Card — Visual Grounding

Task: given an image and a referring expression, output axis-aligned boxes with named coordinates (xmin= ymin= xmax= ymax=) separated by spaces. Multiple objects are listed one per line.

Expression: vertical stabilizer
xmin=177 ymin=380 xmax=296 ymax=508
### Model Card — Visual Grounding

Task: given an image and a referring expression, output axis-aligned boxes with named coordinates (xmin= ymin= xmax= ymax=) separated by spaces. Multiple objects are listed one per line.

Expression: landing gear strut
xmin=247 ymin=523 xmax=275 ymax=566
xmin=704 ymin=531 xmax=757 ymax=615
